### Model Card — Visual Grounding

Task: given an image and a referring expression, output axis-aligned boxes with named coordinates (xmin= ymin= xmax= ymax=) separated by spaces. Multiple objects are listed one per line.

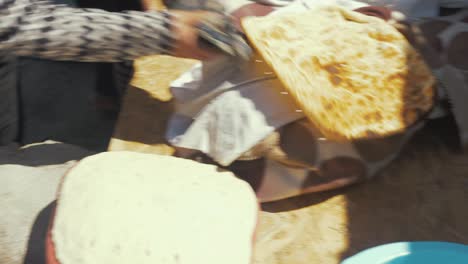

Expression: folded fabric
xmin=167 ymin=55 xmax=304 ymax=166
xmin=420 ymin=9 xmax=468 ymax=148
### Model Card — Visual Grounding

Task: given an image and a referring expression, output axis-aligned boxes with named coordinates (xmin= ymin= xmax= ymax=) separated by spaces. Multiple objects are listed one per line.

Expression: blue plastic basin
xmin=342 ymin=242 xmax=468 ymax=264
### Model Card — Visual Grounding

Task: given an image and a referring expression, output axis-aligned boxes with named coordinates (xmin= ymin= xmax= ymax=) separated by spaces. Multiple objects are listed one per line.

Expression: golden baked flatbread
xmin=242 ymin=6 xmax=435 ymax=141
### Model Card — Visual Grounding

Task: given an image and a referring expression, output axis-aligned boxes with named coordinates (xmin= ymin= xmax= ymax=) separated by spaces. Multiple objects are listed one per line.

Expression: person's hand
xmin=168 ymin=10 xmax=222 ymax=60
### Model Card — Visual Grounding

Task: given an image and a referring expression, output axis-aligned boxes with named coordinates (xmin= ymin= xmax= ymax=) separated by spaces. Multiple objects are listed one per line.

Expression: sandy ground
xmin=0 ymin=141 xmax=94 ymax=264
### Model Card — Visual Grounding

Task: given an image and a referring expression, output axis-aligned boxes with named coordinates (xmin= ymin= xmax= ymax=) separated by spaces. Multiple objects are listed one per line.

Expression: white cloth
xmin=166 ymin=0 xmax=447 ymax=166
xmin=167 ymin=56 xmax=303 ymax=166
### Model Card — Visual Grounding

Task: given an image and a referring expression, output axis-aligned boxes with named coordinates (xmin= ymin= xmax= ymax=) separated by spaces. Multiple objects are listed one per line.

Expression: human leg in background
xmin=75 ymin=0 xmax=144 ymax=111
xmin=0 ymin=56 xmax=18 ymax=146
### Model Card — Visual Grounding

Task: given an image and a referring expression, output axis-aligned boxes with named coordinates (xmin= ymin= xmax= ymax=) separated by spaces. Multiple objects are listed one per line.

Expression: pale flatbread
xmin=51 ymin=152 xmax=258 ymax=264
xmin=242 ymin=6 xmax=435 ymax=141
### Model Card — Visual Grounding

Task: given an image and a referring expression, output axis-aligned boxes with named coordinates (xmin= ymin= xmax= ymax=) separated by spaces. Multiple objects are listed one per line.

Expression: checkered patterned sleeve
xmin=0 ymin=0 xmax=176 ymax=62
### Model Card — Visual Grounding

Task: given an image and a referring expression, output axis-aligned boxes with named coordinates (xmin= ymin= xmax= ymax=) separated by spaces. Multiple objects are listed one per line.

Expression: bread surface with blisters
xmin=242 ymin=6 xmax=435 ymax=141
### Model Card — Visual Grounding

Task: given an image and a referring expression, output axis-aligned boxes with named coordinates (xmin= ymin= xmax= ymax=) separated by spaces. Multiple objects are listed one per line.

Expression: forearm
xmin=0 ymin=0 xmax=175 ymax=62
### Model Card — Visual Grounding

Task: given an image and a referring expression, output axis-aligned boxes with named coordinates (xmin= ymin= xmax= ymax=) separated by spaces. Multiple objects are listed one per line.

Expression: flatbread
xmin=242 ymin=6 xmax=435 ymax=141
xmin=50 ymin=152 xmax=258 ymax=264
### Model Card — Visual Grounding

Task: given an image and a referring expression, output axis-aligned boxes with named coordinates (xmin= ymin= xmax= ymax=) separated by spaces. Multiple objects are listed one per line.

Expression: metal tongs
xmin=196 ymin=14 xmax=253 ymax=61
xmin=164 ymin=0 xmax=253 ymax=60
